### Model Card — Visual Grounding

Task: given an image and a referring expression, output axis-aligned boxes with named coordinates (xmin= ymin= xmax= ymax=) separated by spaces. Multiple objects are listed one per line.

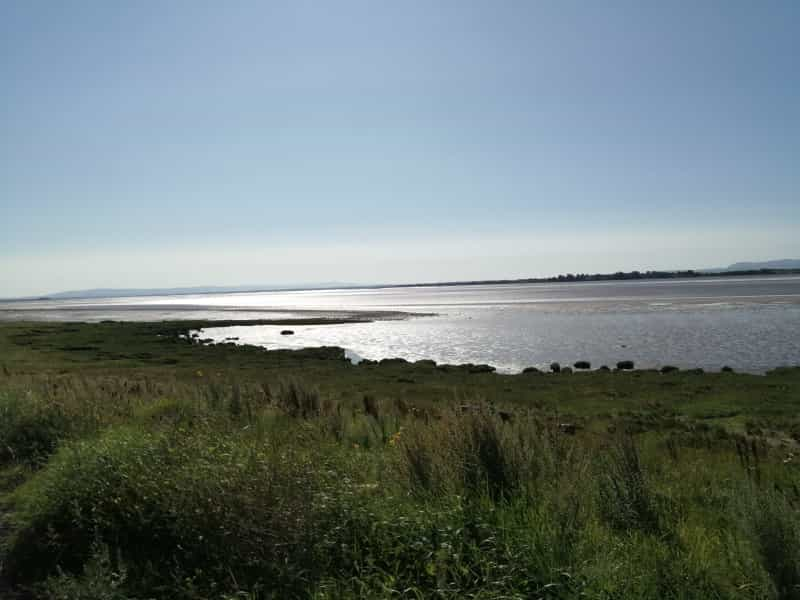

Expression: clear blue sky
xmin=2 ymin=0 xmax=798 ymax=296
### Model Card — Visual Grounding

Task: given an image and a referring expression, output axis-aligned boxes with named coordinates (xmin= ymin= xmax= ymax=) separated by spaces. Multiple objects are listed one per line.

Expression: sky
xmin=1 ymin=0 xmax=798 ymax=297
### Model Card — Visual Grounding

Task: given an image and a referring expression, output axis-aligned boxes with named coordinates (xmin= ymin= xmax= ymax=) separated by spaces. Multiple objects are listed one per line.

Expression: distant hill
xmin=702 ymin=259 xmax=800 ymax=273
xmin=726 ymin=259 xmax=800 ymax=271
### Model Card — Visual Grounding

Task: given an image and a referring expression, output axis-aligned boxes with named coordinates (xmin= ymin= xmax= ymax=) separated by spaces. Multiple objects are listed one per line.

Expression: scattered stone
xmin=616 ymin=360 xmax=635 ymax=370
xmin=573 ymin=360 xmax=591 ymax=370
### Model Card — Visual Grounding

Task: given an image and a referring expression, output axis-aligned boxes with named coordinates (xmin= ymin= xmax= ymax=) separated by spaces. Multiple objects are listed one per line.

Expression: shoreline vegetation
xmin=1 ymin=319 xmax=799 ymax=598
xmin=391 ymin=267 xmax=800 ymax=289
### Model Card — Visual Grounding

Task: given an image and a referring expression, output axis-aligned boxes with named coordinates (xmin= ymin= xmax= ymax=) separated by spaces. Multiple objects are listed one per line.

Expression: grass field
xmin=1 ymin=319 xmax=799 ymax=599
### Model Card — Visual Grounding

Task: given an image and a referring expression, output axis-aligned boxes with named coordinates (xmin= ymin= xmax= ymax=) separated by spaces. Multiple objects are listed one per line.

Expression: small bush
xmin=0 ymin=393 xmax=72 ymax=466
xmin=4 ymin=426 xmax=346 ymax=597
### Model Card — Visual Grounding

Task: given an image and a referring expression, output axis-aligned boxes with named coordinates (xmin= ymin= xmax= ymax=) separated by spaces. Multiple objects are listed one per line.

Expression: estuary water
xmin=4 ymin=275 xmax=798 ymax=373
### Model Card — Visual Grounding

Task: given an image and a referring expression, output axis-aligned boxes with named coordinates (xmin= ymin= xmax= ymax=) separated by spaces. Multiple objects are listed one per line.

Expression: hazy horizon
xmin=0 ymin=256 xmax=795 ymax=301
xmin=3 ymin=1 xmax=798 ymax=298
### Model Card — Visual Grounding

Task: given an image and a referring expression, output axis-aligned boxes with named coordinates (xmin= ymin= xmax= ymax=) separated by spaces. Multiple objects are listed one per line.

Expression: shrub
xmin=4 ymin=426 xmax=346 ymax=597
xmin=0 ymin=392 xmax=72 ymax=466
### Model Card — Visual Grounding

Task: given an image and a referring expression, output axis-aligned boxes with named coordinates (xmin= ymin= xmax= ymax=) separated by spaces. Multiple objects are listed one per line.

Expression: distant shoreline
xmin=0 ymin=306 xmax=421 ymax=324
xmin=7 ymin=268 xmax=800 ymax=303
xmin=373 ymin=268 xmax=800 ymax=291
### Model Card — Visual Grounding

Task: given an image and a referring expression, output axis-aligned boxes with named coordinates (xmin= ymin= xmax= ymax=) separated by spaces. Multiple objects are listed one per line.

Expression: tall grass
xmin=1 ymin=373 xmax=798 ymax=598
xmin=598 ymin=435 xmax=663 ymax=534
xmin=745 ymin=487 xmax=800 ymax=599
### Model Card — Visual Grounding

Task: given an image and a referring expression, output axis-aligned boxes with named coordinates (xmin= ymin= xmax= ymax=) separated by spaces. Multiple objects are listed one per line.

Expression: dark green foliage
xmin=0 ymin=393 xmax=72 ymax=466
xmin=4 ymin=427 xmax=346 ymax=597
xmin=312 ymin=498 xmax=585 ymax=599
